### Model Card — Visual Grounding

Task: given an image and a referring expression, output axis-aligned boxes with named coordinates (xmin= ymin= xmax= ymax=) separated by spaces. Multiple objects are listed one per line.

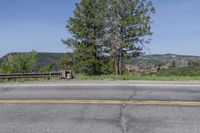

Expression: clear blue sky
xmin=0 ymin=0 xmax=200 ymax=57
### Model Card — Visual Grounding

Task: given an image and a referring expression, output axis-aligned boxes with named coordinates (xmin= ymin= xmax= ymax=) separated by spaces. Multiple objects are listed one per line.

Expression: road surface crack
xmin=119 ymin=86 xmax=136 ymax=133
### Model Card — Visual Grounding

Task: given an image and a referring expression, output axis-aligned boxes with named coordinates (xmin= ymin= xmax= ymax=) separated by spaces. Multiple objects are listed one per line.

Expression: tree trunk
xmin=114 ymin=50 xmax=121 ymax=75
xmin=119 ymin=48 xmax=122 ymax=75
xmin=112 ymin=41 xmax=122 ymax=75
xmin=116 ymin=61 xmax=119 ymax=75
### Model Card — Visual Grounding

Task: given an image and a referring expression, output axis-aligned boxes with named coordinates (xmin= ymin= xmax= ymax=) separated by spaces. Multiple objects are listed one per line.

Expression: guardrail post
xmin=60 ymin=70 xmax=73 ymax=79
xmin=49 ymin=72 xmax=52 ymax=80
xmin=61 ymin=71 xmax=66 ymax=79
xmin=66 ymin=70 xmax=73 ymax=79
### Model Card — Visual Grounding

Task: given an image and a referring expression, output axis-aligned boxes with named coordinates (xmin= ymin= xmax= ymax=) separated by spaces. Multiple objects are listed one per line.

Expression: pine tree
xmin=104 ymin=0 xmax=155 ymax=75
xmin=63 ymin=0 xmax=110 ymax=75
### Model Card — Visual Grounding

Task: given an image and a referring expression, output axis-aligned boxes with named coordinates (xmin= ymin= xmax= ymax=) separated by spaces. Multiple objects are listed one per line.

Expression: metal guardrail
xmin=0 ymin=70 xmax=73 ymax=79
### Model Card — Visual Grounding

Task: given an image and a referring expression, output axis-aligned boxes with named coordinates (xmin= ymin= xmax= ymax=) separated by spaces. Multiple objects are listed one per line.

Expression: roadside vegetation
xmin=0 ymin=77 xmax=61 ymax=83
xmin=75 ymin=75 xmax=200 ymax=81
xmin=150 ymin=60 xmax=200 ymax=77
xmin=0 ymin=51 xmax=56 ymax=74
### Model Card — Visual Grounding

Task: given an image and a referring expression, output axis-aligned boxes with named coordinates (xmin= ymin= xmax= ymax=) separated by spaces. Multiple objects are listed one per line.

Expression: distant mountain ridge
xmin=127 ymin=54 xmax=200 ymax=68
xmin=1 ymin=52 xmax=200 ymax=74
xmin=125 ymin=54 xmax=200 ymax=75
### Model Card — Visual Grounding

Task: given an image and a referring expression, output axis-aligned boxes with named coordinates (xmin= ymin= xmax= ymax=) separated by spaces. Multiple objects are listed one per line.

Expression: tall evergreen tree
xmin=63 ymin=0 xmax=109 ymax=75
xmin=104 ymin=0 xmax=155 ymax=75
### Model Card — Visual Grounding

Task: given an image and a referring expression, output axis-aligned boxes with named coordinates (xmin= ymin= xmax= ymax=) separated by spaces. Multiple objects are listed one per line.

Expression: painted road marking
xmin=0 ymin=100 xmax=200 ymax=106
xmin=1 ymin=84 xmax=200 ymax=87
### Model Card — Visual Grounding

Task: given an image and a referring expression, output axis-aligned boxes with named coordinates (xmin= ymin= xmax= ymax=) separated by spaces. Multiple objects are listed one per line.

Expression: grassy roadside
xmin=0 ymin=77 xmax=61 ymax=83
xmin=1 ymin=75 xmax=200 ymax=83
xmin=75 ymin=74 xmax=200 ymax=81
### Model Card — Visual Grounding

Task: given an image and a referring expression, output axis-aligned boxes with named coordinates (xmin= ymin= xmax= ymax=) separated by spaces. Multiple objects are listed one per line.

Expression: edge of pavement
xmin=1 ymin=80 xmax=200 ymax=86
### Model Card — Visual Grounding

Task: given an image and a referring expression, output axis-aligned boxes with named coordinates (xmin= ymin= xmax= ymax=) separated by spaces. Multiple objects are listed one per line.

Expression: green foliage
xmin=154 ymin=66 xmax=200 ymax=77
xmin=171 ymin=60 xmax=176 ymax=67
xmin=59 ymin=53 xmax=75 ymax=71
xmin=151 ymin=59 xmax=200 ymax=77
xmin=36 ymin=53 xmax=65 ymax=71
xmin=0 ymin=50 xmax=38 ymax=73
xmin=39 ymin=63 xmax=54 ymax=72
xmin=104 ymin=0 xmax=155 ymax=74
xmin=59 ymin=52 xmax=112 ymax=75
xmin=0 ymin=52 xmax=70 ymax=73
xmin=188 ymin=60 xmax=200 ymax=67
xmin=63 ymin=0 xmax=110 ymax=75
xmin=63 ymin=0 xmax=155 ymax=75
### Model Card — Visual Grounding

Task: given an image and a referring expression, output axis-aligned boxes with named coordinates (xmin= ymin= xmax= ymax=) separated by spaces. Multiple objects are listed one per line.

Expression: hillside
xmin=36 ymin=52 xmax=66 ymax=70
xmin=125 ymin=54 xmax=200 ymax=75
xmin=0 ymin=52 xmax=66 ymax=71
xmin=1 ymin=53 xmax=200 ymax=76
xmin=127 ymin=54 xmax=200 ymax=67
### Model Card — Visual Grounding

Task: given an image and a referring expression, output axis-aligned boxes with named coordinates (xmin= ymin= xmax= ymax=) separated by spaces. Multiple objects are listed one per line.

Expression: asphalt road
xmin=0 ymin=81 xmax=200 ymax=133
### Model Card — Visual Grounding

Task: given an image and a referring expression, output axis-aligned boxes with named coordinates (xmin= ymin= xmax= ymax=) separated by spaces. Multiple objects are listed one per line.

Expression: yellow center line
xmin=0 ymin=100 xmax=199 ymax=106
